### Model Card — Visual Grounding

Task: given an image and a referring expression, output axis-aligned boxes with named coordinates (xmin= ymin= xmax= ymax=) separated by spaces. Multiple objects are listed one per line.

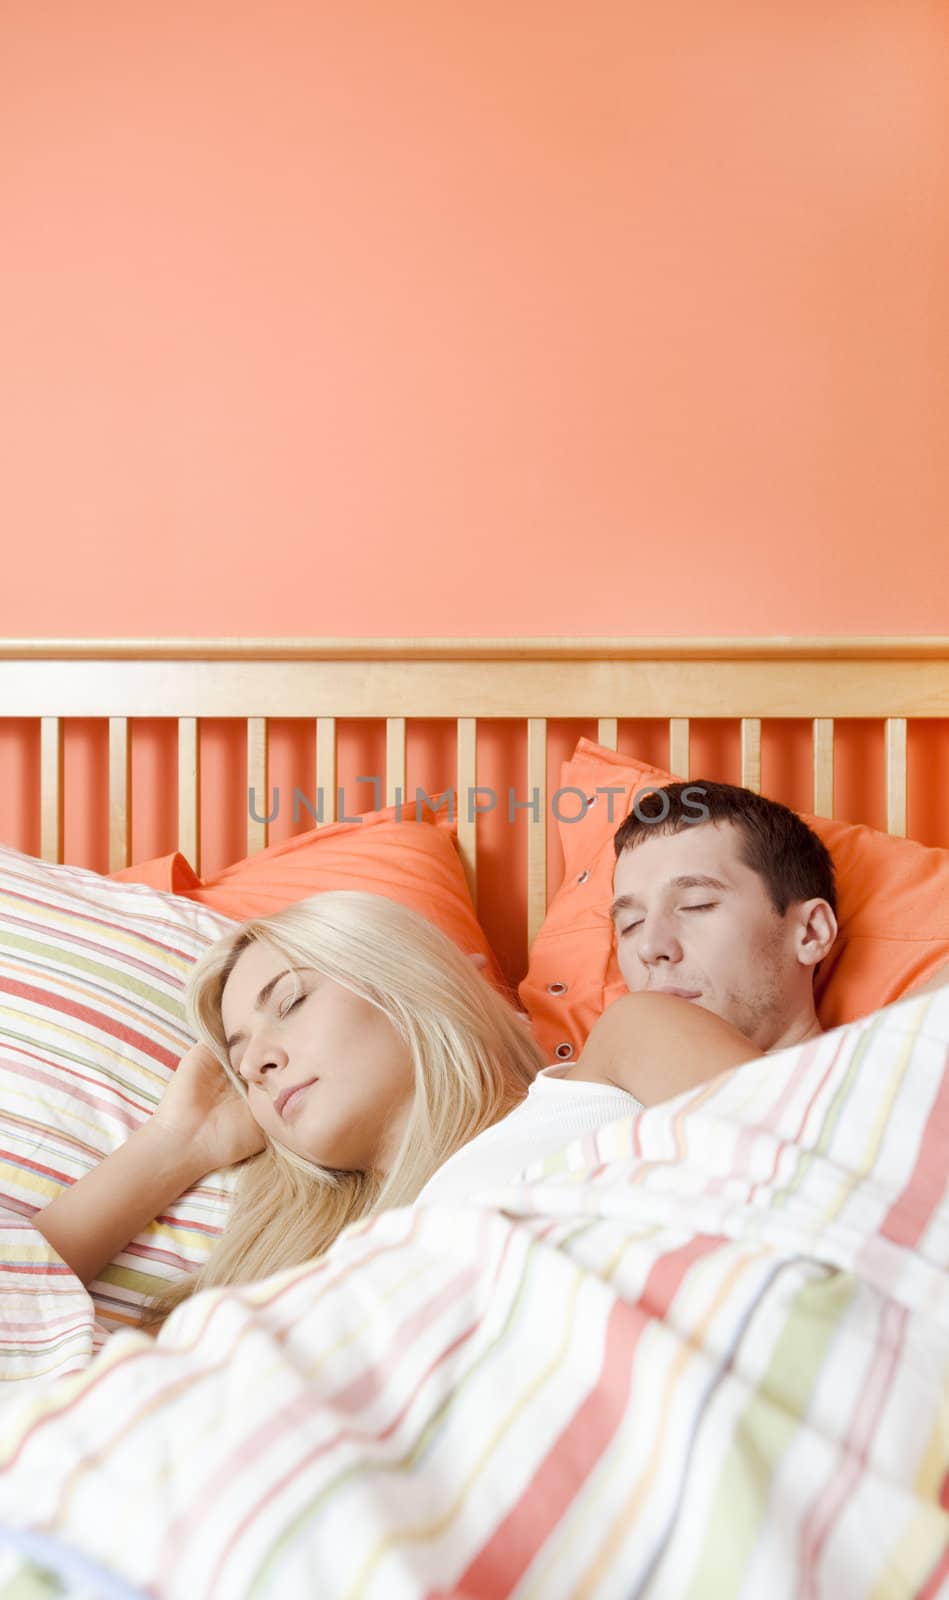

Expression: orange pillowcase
xmin=112 ymin=852 xmax=202 ymax=895
xmin=113 ymin=801 xmax=505 ymax=987
xmin=519 ymin=737 xmax=949 ymax=1062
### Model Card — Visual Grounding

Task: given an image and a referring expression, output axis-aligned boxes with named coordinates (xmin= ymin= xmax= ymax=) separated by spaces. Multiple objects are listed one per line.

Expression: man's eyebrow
xmin=668 ymin=874 xmax=729 ymax=891
xmin=224 ymin=969 xmax=292 ymax=1052
xmin=609 ymin=875 xmax=729 ymax=920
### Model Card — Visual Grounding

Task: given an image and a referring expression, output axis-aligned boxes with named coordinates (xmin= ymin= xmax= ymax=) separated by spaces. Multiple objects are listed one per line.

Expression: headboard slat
xmin=885 ymin=718 xmax=908 ymax=837
xmin=385 ymin=719 xmax=406 ymax=808
xmin=812 ymin=719 xmax=834 ymax=817
xmin=316 ymin=717 xmax=336 ymax=824
xmin=668 ymin=718 xmax=690 ymax=779
xmin=526 ymin=718 xmax=548 ymax=959
xmin=40 ymin=717 xmax=63 ymax=865
xmin=740 ymin=719 xmax=762 ymax=793
xmin=177 ymin=718 xmax=200 ymax=870
xmin=108 ymin=718 xmax=131 ymax=872
xmin=597 ymin=718 xmax=618 ymax=750
xmin=455 ymin=718 xmax=477 ymax=905
xmin=247 ymin=718 xmax=268 ymax=854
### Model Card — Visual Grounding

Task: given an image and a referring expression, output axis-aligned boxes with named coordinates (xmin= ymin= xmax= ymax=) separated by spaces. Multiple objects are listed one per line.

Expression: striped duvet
xmin=0 ymin=989 xmax=947 ymax=1598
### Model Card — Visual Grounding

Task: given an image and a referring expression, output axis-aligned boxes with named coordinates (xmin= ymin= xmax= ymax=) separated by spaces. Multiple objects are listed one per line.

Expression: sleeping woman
xmin=30 ymin=891 xmax=763 ymax=1336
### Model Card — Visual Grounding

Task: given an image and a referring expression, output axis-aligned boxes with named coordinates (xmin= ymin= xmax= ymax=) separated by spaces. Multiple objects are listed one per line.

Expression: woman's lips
xmin=278 ymin=1079 xmax=317 ymax=1119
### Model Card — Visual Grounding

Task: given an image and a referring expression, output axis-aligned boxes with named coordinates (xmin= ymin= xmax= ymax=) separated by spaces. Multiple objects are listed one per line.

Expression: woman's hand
xmin=152 ymin=1043 xmax=267 ymax=1174
xmin=33 ymin=1045 xmax=265 ymax=1289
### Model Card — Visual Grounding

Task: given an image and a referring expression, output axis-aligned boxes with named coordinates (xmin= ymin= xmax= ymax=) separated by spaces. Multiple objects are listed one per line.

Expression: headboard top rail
xmin=2 ymin=636 xmax=949 ymax=663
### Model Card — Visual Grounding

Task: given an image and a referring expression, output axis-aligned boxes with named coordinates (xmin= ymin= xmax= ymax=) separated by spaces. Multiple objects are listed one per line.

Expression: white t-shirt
xmin=416 ymin=1066 xmax=644 ymax=1206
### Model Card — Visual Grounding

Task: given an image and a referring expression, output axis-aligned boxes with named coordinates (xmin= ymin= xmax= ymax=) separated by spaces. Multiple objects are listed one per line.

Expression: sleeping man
xmin=574 ymin=779 xmax=841 ymax=1102
xmin=419 ymin=781 xmax=842 ymax=1202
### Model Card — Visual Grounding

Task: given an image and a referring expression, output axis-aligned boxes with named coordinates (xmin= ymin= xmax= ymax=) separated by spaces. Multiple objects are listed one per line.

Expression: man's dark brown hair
xmin=613 ymin=780 xmax=837 ymax=916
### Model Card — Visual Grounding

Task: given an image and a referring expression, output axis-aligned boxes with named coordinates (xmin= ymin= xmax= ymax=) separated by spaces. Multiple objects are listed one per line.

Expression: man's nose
xmin=238 ymin=1034 xmax=289 ymax=1085
xmin=637 ymin=912 xmax=682 ymax=966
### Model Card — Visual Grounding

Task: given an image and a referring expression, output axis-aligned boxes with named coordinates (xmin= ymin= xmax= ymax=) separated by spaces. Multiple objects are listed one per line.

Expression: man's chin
xmin=692 ymin=994 xmax=752 ymax=1034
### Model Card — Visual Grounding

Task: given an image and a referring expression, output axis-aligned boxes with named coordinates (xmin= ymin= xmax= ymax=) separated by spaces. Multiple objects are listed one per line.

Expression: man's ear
xmin=792 ymin=899 xmax=838 ymax=968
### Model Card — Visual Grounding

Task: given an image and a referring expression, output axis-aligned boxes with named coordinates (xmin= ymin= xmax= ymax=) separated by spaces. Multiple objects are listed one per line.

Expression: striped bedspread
xmin=0 ymin=990 xmax=947 ymax=1598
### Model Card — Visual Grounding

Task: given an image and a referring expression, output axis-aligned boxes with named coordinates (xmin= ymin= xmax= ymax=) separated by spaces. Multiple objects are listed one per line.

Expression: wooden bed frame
xmin=2 ymin=636 xmax=948 ymax=956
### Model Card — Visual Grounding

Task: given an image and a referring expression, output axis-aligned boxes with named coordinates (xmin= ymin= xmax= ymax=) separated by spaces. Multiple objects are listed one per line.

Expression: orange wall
xmin=1 ymin=5 xmax=947 ymax=982
xmin=0 ymin=3 xmax=945 ymax=637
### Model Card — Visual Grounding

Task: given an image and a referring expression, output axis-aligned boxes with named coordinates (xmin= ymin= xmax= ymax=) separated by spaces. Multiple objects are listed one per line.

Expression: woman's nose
xmin=238 ymin=1034 xmax=289 ymax=1084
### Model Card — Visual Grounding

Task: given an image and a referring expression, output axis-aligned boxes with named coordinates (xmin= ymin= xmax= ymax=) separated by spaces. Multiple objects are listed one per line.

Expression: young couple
xmin=34 ymin=781 xmax=876 ymax=1335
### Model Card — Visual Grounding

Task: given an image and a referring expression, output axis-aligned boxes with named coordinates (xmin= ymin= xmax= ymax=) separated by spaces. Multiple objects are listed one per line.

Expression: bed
xmin=0 ymin=636 xmax=946 ymax=1599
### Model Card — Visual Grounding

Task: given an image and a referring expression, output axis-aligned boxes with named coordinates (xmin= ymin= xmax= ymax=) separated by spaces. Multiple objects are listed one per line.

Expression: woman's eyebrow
xmin=224 ymin=969 xmax=292 ymax=1052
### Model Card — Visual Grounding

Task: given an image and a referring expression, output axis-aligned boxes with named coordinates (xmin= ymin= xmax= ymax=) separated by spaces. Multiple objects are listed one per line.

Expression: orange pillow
xmin=520 ymin=737 xmax=949 ymax=1062
xmin=112 ymin=851 xmax=201 ymax=895
xmin=115 ymin=802 xmax=505 ymax=987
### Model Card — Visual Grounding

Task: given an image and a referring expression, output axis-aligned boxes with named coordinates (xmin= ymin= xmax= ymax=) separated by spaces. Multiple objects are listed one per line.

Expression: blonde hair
xmin=141 ymin=892 xmax=543 ymax=1333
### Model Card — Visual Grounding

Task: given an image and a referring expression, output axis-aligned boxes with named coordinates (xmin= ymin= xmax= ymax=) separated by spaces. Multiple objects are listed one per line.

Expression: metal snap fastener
xmin=555 ymin=1042 xmax=574 ymax=1059
xmin=546 ymin=981 xmax=568 ymax=996
xmin=577 ymin=869 xmax=590 ymax=884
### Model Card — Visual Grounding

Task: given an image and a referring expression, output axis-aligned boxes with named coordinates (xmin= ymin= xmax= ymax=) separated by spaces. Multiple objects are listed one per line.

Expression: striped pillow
xmin=0 ymin=845 xmax=239 ymax=1333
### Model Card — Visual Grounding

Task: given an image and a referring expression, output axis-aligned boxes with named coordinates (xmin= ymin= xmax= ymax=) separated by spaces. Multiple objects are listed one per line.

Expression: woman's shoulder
xmin=532 ymin=1064 xmax=637 ymax=1099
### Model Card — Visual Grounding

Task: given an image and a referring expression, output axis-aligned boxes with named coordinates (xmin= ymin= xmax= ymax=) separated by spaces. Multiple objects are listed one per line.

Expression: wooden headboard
xmin=2 ymin=636 xmax=948 ymax=959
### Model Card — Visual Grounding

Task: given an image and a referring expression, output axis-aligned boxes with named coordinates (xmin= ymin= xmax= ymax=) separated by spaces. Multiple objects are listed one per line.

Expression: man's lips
xmin=275 ymin=1079 xmax=318 ymax=1119
xmin=650 ymin=988 xmax=702 ymax=1000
